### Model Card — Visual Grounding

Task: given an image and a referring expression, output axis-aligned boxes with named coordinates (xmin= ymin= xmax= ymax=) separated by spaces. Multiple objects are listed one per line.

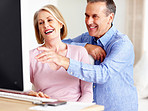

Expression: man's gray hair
xmin=87 ymin=0 xmax=116 ymax=16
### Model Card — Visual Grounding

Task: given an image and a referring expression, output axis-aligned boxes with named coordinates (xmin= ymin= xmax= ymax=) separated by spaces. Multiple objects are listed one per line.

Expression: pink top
xmin=30 ymin=44 xmax=93 ymax=102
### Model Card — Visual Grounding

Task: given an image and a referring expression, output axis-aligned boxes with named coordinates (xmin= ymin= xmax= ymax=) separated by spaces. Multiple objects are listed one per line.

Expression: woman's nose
xmin=44 ymin=21 xmax=49 ymax=28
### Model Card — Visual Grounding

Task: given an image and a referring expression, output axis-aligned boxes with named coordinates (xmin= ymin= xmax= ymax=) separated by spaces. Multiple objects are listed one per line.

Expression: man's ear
xmin=108 ymin=13 xmax=114 ymax=24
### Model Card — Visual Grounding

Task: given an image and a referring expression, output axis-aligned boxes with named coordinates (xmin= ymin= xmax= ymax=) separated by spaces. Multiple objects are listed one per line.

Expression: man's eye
xmin=93 ymin=15 xmax=98 ymax=18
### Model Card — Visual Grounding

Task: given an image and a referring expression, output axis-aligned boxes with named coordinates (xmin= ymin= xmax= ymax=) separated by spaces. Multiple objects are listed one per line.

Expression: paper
xmin=29 ymin=102 xmax=95 ymax=111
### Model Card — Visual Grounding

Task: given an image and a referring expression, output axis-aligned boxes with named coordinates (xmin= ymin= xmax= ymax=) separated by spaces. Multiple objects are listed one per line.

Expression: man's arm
xmin=62 ymin=33 xmax=87 ymax=47
xmin=63 ymin=34 xmax=106 ymax=62
xmin=67 ymin=40 xmax=134 ymax=84
xmin=85 ymin=44 xmax=106 ymax=62
xmin=62 ymin=38 xmax=87 ymax=47
xmin=35 ymin=39 xmax=134 ymax=84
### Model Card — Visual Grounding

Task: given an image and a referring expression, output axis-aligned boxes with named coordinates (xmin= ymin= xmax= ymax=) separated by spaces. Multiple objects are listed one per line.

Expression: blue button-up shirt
xmin=63 ymin=26 xmax=138 ymax=111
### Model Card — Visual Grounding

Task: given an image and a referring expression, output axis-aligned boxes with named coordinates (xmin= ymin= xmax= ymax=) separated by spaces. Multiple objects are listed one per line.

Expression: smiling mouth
xmin=45 ymin=30 xmax=54 ymax=34
xmin=89 ymin=26 xmax=97 ymax=30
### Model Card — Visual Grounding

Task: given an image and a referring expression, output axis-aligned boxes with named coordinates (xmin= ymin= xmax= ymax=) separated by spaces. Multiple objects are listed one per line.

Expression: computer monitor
xmin=0 ymin=0 xmax=32 ymax=92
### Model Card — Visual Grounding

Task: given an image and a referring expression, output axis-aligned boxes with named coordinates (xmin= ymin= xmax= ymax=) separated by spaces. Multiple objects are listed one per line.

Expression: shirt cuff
xmin=67 ymin=59 xmax=81 ymax=77
xmin=67 ymin=59 xmax=97 ymax=83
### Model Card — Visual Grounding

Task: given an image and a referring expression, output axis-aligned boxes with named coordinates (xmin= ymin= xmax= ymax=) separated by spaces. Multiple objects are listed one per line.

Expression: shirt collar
xmin=93 ymin=25 xmax=117 ymax=47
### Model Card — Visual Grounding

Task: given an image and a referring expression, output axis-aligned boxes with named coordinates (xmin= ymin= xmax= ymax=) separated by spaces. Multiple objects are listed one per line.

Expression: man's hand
xmin=85 ymin=44 xmax=106 ymax=62
xmin=35 ymin=47 xmax=70 ymax=70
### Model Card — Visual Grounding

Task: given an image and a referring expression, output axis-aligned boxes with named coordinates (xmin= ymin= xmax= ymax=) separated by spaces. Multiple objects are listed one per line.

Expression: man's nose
xmin=86 ymin=17 xmax=93 ymax=25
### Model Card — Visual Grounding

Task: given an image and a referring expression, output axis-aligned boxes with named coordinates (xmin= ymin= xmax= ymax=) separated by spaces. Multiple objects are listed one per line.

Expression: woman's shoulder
xmin=67 ymin=44 xmax=89 ymax=63
xmin=67 ymin=44 xmax=86 ymax=52
xmin=67 ymin=44 xmax=88 ymax=58
xmin=30 ymin=48 xmax=38 ymax=55
xmin=29 ymin=46 xmax=42 ymax=56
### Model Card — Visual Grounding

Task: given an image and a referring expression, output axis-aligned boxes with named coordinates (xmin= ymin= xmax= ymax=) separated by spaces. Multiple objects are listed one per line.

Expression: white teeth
xmin=45 ymin=30 xmax=53 ymax=34
xmin=90 ymin=26 xmax=95 ymax=28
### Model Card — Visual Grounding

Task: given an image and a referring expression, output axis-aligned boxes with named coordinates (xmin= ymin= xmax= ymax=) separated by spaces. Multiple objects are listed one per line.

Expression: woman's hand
xmin=28 ymin=91 xmax=50 ymax=98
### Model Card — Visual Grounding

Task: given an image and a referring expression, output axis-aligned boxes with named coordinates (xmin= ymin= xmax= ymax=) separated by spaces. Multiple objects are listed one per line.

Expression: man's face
xmin=85 ymin=2 xmax=113 ymax=38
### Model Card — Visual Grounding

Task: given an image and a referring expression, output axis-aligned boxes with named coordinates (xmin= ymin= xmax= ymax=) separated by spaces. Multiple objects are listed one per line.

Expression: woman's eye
xmin=48 ymin=19 xmax=52 ymax=22
xmin=39 ymin=22 xmax=43 ymax=25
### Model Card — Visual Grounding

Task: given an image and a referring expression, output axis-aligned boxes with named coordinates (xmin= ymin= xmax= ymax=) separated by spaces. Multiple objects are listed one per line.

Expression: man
xmin=36 ymin=0 xmax=138 ymax=110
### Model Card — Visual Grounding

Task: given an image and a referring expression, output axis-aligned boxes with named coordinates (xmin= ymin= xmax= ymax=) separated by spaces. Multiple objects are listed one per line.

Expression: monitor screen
xmin=0 ymin=0 xmax=31 ymax=92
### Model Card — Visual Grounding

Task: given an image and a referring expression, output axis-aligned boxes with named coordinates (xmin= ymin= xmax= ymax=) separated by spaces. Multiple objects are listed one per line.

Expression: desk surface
xmin=0 ymin=97 xmax=104 ymax=111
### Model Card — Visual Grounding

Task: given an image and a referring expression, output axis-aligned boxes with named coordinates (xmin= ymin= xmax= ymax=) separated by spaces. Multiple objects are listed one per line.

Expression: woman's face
xmin=38 ymin=10 xmax=63 ymax=41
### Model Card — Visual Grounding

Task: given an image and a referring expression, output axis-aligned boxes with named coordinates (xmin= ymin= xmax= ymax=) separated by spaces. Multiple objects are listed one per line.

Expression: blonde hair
xmin=34 ymin=5 xmax=68 ymax=44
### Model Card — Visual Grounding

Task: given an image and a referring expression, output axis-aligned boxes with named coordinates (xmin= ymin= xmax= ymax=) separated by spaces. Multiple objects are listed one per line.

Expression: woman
xmin=29 ymin=4 xmax=93 ymax=102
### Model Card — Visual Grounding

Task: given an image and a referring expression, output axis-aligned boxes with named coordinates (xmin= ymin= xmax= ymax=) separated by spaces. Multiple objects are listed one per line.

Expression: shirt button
xmin=93 ymin=85 xmax=95 ymax=88
xmin=82 ymin=78 xmax=85 ymax=80
xmin=70 ymin=72 xmax=73 ymax=75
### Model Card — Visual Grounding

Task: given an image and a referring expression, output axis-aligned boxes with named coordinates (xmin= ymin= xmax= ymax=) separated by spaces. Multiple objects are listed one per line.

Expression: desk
xmin=0 ymin=97 xmax=104 ymax=111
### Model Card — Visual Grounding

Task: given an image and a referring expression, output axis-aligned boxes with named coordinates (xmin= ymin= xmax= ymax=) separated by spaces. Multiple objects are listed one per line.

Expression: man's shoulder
xmin=110 ymin=26 xmax=130 ymax=40
xmin=109 ymin=32 xmax=134 ymax=52
xmin=112 ymin=30 xmax=131 ymax=43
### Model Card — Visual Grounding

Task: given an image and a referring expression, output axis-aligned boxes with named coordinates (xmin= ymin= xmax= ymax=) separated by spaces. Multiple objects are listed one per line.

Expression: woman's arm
xmin=76 ymin=47 xmax=93 ymax=102
xmin=78 ymin=80 xmax=93 ymax=102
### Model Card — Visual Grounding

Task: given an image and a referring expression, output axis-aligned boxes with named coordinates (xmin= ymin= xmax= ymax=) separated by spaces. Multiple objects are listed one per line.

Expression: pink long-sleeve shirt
xmin=30 ymin=44 xmax=93 ymax=102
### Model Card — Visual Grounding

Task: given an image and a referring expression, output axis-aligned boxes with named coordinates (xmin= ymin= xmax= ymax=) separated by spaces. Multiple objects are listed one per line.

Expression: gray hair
xmin=87 ymin=0 xmax=116 ymax=16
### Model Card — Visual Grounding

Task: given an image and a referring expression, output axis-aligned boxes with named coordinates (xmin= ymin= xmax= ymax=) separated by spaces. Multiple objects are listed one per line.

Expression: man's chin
xmin=88 ymin=32 xmax=96 ymax=37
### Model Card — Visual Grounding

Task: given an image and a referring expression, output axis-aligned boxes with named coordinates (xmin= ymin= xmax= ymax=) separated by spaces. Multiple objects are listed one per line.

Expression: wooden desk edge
xmin=80 ymin=104 xmax=104 ymax=111
xmin=0 ymin=97 xmax=104 ymax=111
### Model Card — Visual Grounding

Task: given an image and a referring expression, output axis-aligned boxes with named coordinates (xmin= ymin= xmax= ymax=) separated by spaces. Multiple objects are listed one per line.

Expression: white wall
xmin=113 ymin=0 xmax=127 ymax=34
xmin=143 ymin=0 xmax=148 ymax=52
xmin=57 ymin=0 xmax=87 ymax=39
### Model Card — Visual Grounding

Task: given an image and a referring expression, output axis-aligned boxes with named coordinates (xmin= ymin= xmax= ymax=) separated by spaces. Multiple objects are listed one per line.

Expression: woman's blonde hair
xmin=34 ymin=4 xmax=68 ymax=44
